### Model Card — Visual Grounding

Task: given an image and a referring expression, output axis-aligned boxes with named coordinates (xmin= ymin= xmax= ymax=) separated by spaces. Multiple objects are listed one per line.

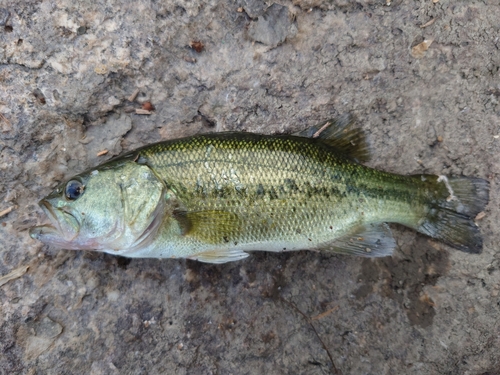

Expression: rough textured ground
xmin=1 ymin=0 xmax=499 ymax=374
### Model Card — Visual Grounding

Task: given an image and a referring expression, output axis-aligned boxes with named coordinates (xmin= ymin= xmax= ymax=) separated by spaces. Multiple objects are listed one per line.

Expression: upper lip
xmin=39 ymin=199 xmax=58 ymax=230
xmin=36 ymin=199 xmax=80 ymax=242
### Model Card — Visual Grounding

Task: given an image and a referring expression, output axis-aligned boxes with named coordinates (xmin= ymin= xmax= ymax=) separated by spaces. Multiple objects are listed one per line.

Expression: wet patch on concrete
xmin=355 ymin=235 xmax=450 ymax=327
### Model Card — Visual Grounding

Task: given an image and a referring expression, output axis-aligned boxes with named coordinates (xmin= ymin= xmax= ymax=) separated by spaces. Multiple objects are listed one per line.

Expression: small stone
xmin=241 ymin=0 xmax=266 ymax=18
xmin=189 ymin=41 xmax=204 ymax=53
xmin=386 ymin=100 xmax=397 ymax=113
xmin=247 ymin=4 xmax=294 ymax=48
xmin=475 ymin=211 xmax=486 ymax=221
xmin=77 ymin=26 xmax=87 ymax=35
xmin=411 ymin=39 xmax=434 ymax=58
xmin=35 ymin=317 xmax=63 ymax=338
xmin=84 ymin=113 xmax=132 ymax=159
xmin=108 ymin=96 xmax=120 ymax=107
xmin=94 ymin=64 xmax=109 ymax=75
xmin=25 ymin=317 xmax=63 ymax=360
xmin=142 ymin=102 xmax=155 ymax=111
xmin=292 ymin=0 xmax=324 ymax=9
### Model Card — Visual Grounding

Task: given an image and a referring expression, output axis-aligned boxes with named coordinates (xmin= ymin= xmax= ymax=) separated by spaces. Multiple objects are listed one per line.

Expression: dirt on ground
xmin=1 ymin=0 xmax=500 ymax=374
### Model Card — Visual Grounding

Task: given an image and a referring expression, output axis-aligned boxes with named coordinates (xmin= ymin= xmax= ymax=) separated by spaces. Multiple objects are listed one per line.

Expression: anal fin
xmin=322 ymin=223 xmax=396 ymax=258
xmin=187 ymin=249 xmax=249 ymax=264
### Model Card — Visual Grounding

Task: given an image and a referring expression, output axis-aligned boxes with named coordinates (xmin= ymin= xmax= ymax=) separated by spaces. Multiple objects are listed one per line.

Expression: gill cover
xmin=30 ymin=162 xmax=165 ymax=252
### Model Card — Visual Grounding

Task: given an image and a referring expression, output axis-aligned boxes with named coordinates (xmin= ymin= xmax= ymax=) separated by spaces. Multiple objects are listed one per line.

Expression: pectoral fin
xmin=187 ymin=249 xmax=249 ymax=264
xmin=173 ymin=210 xmax=241 ymax=244
xmin=322 ymin=223 xmax=396 ymax=258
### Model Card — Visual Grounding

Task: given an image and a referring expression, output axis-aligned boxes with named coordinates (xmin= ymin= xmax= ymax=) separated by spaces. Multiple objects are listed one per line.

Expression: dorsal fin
xmin=294 ymin=114 xmax=370 ymax=163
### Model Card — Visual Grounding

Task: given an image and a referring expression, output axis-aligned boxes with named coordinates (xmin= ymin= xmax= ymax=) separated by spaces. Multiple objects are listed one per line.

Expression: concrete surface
xmin=1 ymin=0 xmax=499 ymax=374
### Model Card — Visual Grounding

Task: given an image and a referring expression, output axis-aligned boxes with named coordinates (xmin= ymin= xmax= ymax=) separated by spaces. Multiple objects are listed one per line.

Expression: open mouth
xmin=40 ymin=199 xmax=59 ymax=227
xmin=29 ymin=200 xmax=58 ymax=239
xmin=29 ymin=200 xmax=79 ymax=246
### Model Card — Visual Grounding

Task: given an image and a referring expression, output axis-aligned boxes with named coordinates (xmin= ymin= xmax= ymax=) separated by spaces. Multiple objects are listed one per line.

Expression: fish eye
xmin=65 ymin=180 xmax=85 ymax=200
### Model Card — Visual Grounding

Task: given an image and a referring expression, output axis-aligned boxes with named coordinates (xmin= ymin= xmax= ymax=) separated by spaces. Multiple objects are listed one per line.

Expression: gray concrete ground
xmin=1 ymin=0 xmax=499 ymax=374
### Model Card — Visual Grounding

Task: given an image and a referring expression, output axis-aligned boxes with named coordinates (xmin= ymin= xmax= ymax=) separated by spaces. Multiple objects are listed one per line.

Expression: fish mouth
xmin=29 ymin=200 xmax=80 ymax=247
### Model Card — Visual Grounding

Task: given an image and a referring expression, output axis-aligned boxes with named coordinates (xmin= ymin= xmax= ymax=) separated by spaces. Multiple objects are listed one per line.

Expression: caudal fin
xmin=415 ymin=176 xmax=489 ymax=253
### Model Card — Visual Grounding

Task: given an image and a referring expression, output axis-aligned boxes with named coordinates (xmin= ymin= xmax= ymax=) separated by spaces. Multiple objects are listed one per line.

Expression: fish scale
xmin=134 ymin=134 xmax=426 ymax=256
xmin=30 ymin=117 xmax=490 ymax=263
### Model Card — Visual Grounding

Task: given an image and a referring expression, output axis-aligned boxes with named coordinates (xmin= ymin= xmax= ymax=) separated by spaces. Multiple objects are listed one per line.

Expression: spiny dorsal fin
xmin=320 ymin=223 xmax=396 ymax=258
xmin=294 ymin=114 xmax=370 ymax=163
xmin=173 ymin=210 xmax=242 ymax=245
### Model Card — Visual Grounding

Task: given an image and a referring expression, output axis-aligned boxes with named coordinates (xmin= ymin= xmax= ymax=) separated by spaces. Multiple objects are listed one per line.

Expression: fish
xmin=30 ymin=115 xmax=490 ymax=263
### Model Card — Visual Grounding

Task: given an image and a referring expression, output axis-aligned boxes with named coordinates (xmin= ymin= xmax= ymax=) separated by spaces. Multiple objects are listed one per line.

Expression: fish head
xmin=30 ymin=161 xmax=166 ymax=253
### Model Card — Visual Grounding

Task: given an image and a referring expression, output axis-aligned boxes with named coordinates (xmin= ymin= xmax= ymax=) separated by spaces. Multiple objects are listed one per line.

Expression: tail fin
xmin=415 ymin=175 xmax=489 ymax=253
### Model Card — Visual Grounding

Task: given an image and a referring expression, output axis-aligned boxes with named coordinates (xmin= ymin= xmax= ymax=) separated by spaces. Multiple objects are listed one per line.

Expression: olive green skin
xmin=120 ymin=133 xmax=426 ymax=258
xmin=31 ymin=131 xmax=488 ymax=261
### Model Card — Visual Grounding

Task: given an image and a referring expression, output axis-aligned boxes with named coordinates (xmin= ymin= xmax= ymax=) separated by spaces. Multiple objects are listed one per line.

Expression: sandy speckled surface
xmin=1 ymin=1 xmax=499 ymax=374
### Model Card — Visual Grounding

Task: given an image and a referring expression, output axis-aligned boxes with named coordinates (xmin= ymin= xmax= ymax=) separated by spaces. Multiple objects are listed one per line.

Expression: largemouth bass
xmin=30 ymin=117 xmax=489 ymax=263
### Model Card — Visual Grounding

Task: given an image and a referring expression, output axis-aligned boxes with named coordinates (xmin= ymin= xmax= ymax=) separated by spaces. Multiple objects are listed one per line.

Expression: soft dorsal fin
xmin=320 ymin=223 xmax=396 ymax=257
xmin=173 ymin=210 xmax=242 ymax=244
xmin=294 ymin=114 xmax=370 ymax=163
